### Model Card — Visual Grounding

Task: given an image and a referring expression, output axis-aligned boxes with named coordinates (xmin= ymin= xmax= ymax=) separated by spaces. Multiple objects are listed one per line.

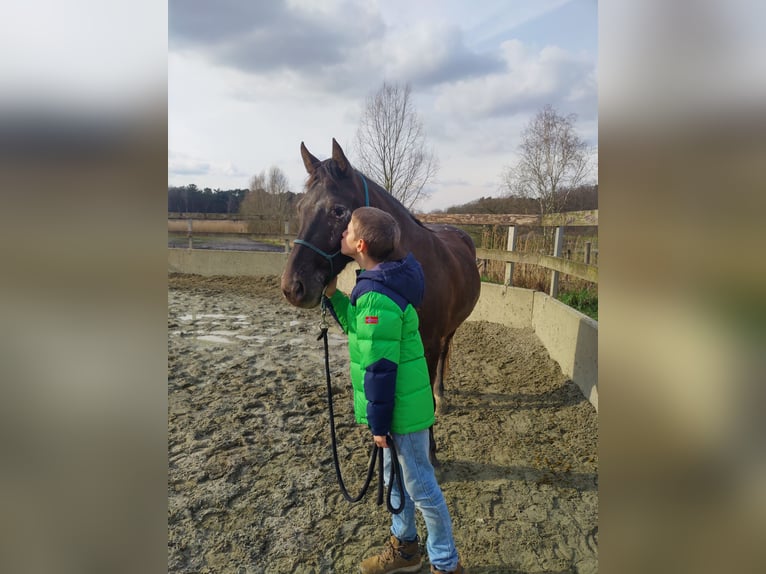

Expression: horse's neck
xmin=369 ymin=183 xmax=424 ymax=236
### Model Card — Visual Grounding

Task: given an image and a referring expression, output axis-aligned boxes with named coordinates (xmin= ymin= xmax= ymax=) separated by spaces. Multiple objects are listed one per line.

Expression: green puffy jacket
xmin=326 ymin=253 xmax=434 ymax=436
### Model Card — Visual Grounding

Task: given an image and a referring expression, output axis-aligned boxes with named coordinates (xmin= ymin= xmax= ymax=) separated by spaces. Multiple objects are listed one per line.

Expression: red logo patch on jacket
xmin=365 ymin=316 xmax=379 ymax=324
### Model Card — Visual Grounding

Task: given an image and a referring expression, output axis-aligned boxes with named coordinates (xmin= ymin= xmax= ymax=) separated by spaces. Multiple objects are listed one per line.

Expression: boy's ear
xmin=357 ymin=238 xmax=367 ymax=253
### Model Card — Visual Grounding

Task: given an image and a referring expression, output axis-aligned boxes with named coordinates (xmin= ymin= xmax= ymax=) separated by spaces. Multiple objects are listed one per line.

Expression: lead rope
xmin=318 ymin=293 xmax=405 ymax=513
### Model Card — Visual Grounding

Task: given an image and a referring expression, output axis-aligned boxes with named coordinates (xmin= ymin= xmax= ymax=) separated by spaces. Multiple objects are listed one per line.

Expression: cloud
xmin=169 ymin=0 xmax=383 ymax=78
xmin=168 ymin=152 xmax=248 ymax=180
xmin=169 ymin=0 xmax=507 ymax=96
xmin=169 ymin=1 xmax=283 ymax=46
xmin=434 ymin=39 xmax=597 ymax=120
xmin=382 ymin=24 xmax=504 ymax=87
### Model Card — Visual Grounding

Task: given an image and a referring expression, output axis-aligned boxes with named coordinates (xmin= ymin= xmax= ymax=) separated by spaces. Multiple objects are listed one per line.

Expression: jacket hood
xmin=353 ymin=252 xmax=424 ymax=309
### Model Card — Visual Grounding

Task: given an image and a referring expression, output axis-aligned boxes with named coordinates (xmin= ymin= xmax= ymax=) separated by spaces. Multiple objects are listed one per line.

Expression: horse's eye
xmin=332 ymin=206 xmax=346 ymax=218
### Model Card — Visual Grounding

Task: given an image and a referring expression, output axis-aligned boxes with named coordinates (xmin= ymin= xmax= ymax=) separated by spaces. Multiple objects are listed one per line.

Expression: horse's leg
xmin=424 ymin=343 xmax=441 ymax=467
xmin=433 ymin=350 xmax=446 ymax=416
xmin=433 ymin=332 xmax=456 ymax=416
xmin=428 ymin=427 xmax=439 ymax=467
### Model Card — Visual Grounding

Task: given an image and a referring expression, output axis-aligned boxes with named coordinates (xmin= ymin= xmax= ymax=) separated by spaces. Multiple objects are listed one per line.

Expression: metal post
xmin=284 ymin=220 xmax=290 ymax=253
xmin=187 ymin=218 xmax=193 ymax=250
xmin=550 ymin=226 xmax=564 ymax=298
xmin=504 ymin=225 xmax=517 ymax=286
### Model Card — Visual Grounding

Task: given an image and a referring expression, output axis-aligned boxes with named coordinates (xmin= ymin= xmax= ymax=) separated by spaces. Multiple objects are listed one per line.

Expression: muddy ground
xmin=168 ymin=274 xmax=598 ymax=573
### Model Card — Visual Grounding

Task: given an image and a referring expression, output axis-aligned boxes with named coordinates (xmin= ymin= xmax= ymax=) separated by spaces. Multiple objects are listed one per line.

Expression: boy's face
xmin=340 ymin=218 xmax=363 ymax=257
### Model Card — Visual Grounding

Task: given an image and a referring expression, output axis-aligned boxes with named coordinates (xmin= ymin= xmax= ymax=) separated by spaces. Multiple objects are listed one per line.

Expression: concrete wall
xmin=168 ymin=248 xmax=287 ymax=277
xmin=336 ymin=265 xmax=357 ymax=294
xmin=168 ymin=219 xmax=249 ymax=234
xmin=170 ymin=251 xmax=597 ymax=410
xmin=532 ymin=291 xmax=598 ymax=410
xmin=467 ymin=283 xmax=534 ymax=330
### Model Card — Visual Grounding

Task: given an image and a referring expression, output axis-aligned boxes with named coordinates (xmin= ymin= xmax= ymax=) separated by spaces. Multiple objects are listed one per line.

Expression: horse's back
xmin=414 ymin=223 xmax=480 ymax=331
xmin=425 ymin=223 xmax=476 ymax=256
xmin=426 ymin=223 xmax=479 ymax=282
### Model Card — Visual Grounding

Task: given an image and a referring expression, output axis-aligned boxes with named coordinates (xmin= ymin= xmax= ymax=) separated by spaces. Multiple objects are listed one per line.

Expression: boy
xmin=324 ymin=206 xmax=466 ymax=574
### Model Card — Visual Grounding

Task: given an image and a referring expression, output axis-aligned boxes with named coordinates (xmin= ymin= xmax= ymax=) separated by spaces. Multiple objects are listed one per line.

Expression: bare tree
xmin=240 ymin=166 xmax=293 ymax=233
xmin=248 ymin=166 xmax=289 ymax=196
xmin=503 ymin=104 xmax=590 ymax=217
xmin=354 ymin=82 xmax=438 ymax=210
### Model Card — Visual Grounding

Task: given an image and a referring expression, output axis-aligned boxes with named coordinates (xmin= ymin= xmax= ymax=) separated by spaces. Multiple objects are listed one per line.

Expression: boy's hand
xmin=325 ymin=276 xmax=337 ymax=297
xmin=373 ymin=435 xmax=389 ymax=448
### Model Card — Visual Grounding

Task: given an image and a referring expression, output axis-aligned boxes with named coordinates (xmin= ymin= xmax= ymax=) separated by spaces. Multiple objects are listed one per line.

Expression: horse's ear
xmin=301 ymin=141 xmax=321 ymax=175
xmin=331 ymin=138 xmax=350 ymax=176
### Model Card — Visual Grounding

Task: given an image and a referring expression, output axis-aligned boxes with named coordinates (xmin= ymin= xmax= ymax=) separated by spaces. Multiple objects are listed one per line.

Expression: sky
xmin=168 ymin=0 xmax=598 ymax=213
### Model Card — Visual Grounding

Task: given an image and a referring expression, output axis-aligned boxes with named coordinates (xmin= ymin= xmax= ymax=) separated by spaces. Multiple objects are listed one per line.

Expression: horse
xmin=281 ymin=138 xmax=481 ymax=464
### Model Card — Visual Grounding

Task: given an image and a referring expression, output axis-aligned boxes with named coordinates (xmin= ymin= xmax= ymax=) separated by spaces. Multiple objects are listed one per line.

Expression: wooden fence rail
xmin=416 ymin=209 xmax=598 ymax=227
xmin=418 ymin=210 xmax=598 ymax=295
xmin=168 ymin=210 xmax=598 ymax=293
xmin=475 ymin=248 xmax=598 ymax=283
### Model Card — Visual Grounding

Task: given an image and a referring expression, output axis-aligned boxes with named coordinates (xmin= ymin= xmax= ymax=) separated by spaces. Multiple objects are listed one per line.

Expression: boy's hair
xmin=352 ymin=206 xmax=401 ymax=261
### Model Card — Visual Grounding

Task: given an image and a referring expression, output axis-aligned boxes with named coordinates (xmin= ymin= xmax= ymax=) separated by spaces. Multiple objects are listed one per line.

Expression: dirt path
xmin=168 ymin=274 xmax=598 ymax=573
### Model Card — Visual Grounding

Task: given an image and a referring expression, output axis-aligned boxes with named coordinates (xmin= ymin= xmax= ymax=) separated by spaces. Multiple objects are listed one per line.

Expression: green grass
xmin=557 ymin=287 xmax=598 ymax=321
xmin=480 ymin=274 xmax=501 ymax=284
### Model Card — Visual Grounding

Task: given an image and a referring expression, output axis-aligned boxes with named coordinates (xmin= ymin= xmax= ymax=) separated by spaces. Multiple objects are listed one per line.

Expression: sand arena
xmin=168 ymin=274 xmax=598 ymax=573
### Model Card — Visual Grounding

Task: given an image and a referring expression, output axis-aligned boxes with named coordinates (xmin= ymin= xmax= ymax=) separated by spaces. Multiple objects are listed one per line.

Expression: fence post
xmin=550 ymin=226 xmax=564 ymax=298
xmin=504 ymin=225 xmax=517 ymax=286
xmin=187 ymin=218 xmax=193 ymax=250
xmin=585 ymin=241 xmax=592 ymax=265
xmin=284 ymin=220 xmax=290 ymax=253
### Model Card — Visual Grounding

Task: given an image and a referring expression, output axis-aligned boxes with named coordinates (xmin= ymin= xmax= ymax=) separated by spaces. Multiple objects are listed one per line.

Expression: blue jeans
xmin=384 ymin=429 xmax=459 ymax=572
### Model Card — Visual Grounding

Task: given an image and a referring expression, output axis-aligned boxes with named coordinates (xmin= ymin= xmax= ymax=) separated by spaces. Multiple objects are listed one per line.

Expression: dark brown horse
xmin=281 ymin=139 xmax=480 ymax=463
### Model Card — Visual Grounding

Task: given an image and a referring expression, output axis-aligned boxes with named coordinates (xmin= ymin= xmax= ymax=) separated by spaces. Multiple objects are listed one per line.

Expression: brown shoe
xmin=430 ymin=562 xmax=466 ymax=574
xmin=359 ymin=535 xmax=422 ymax=574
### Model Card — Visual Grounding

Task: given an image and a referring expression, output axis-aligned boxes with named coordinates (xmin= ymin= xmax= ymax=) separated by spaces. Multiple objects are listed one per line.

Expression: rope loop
xmin=319 ymin=321 xmax=404 ymax=513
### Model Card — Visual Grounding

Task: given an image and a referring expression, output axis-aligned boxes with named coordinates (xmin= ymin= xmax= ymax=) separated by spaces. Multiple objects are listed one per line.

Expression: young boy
xmin=324 ymin=206 xmax=466 ymax=574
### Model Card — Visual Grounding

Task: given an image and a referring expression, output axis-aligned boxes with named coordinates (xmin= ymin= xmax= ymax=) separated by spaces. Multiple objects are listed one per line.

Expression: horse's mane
xmin=305 ymin=159 xmax=427 ymax=229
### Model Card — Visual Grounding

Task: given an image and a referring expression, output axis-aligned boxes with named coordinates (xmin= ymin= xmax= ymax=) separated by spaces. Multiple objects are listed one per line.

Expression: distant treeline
xmin=168 ymin=185 xmax=250 ymax=214
xmin=168 ymin=183 xmax=597 ymax=215
xmin=439 ymin=184 xmax=598 ymax=214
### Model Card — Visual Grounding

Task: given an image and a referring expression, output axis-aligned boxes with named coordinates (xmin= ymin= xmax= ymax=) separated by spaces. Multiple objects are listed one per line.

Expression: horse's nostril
xmin=282 ymin=280 xmax=304 ymax=303
xmin=281 ymin=277 xmax=304 ymax=303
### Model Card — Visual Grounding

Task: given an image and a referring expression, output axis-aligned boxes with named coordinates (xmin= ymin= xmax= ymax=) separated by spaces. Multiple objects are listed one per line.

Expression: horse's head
xmin=281 ymin=138 xmax=367 ymax=308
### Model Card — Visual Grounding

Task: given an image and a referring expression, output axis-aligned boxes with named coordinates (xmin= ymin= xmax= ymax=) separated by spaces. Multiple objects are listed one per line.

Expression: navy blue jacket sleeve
xmin=363 ymin=358 xmax=397 ymax=436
